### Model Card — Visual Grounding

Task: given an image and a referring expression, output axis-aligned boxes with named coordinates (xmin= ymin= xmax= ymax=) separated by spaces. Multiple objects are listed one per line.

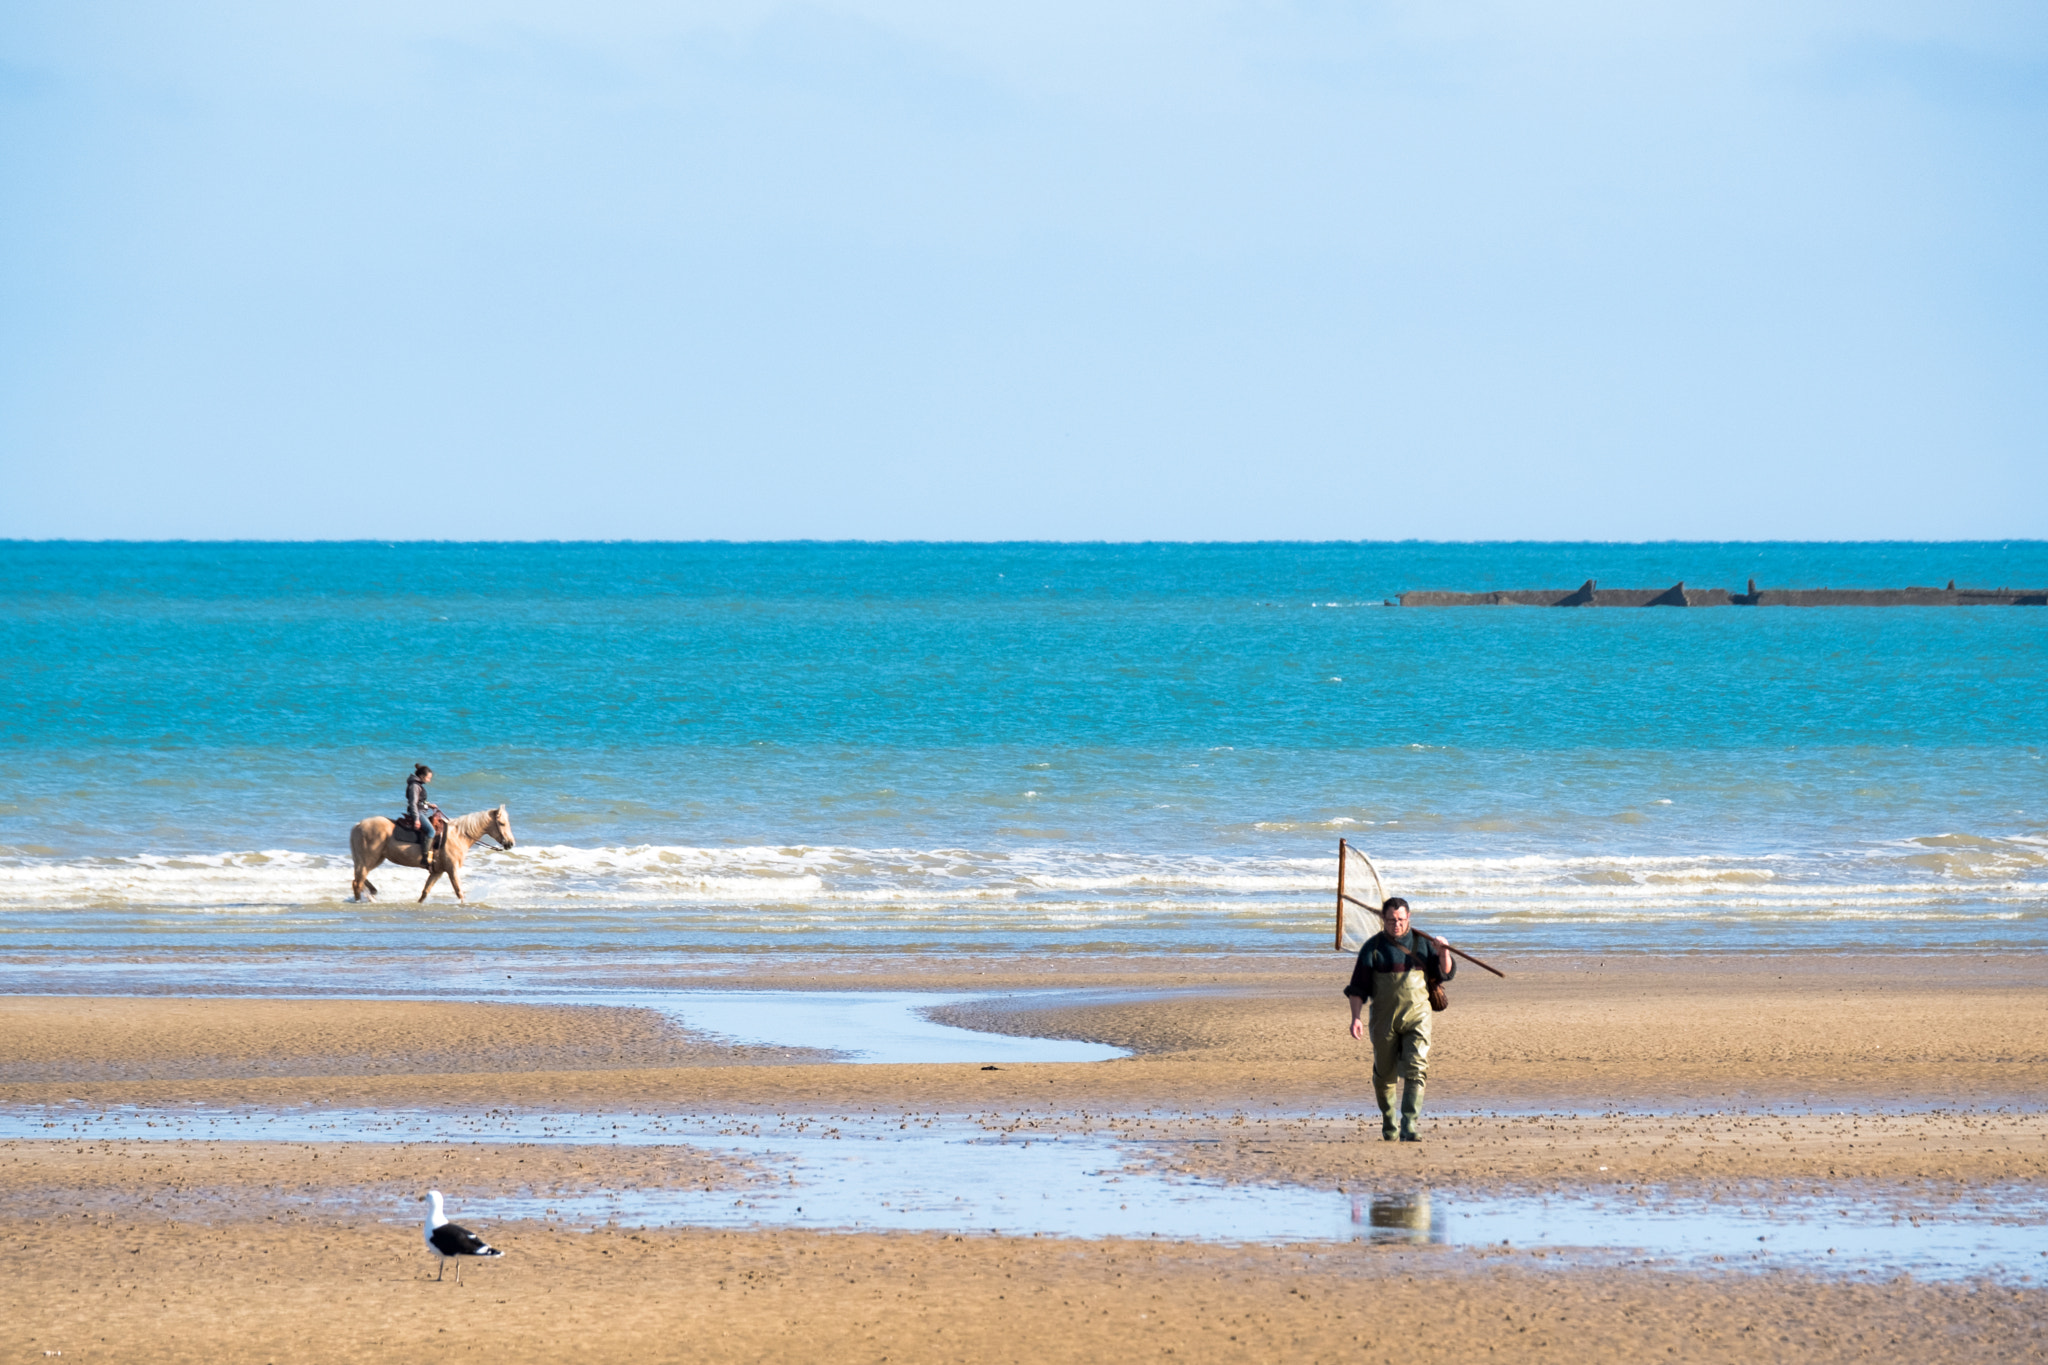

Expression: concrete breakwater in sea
xmin=1399 ymin=579 xmax=2048 ymax=607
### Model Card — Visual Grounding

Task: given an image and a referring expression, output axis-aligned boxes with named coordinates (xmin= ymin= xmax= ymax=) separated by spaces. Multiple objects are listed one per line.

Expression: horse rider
xmin=406 ymin=764 xmax=442 ymax=858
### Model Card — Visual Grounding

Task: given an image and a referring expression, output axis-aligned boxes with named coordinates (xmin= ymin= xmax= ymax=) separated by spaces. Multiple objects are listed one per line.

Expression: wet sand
xmin=6 ymin=953 xmax=2043 ymax=1117
xmin=0 ymin=995 xmax=830 ymax=1083
xmin=0 ymin=1140 xmax=753 ymax=1222
xmin=2 ymin=953 xmax=2044 ymax=1360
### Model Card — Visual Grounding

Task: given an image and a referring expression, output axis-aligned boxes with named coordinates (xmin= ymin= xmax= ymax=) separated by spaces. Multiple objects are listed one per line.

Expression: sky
xmin=1 ymin=1 xmax=2044 ymax=541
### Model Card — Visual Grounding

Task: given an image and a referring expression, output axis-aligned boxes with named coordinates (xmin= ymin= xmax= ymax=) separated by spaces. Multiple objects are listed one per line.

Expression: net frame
xmin=1335 ymin=839 xmax=1386 ymax=953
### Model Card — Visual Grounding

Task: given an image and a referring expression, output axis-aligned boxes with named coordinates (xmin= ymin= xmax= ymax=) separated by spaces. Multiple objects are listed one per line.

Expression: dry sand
xmin=2 ymin=952 xmax=2044 ymax=1360
xmin=6 ymin=1218 xmax=2044 ymax=1364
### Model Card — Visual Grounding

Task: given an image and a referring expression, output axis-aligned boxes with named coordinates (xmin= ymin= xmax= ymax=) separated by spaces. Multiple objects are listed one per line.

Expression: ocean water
xmin=1 ymin=541 xmax=2044 ymax=963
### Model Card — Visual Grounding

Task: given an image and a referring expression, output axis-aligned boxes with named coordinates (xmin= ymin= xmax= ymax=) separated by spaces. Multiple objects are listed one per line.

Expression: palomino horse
xmin=349 ymin=805 xmax=515 ymax=903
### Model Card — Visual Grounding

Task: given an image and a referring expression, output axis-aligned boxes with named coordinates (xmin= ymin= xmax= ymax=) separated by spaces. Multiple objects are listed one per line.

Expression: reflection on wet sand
xmin=1356 ymin=1189 xmax=1438 ymax=1244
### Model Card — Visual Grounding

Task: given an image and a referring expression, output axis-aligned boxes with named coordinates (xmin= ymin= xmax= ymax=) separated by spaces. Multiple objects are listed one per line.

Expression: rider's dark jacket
xmin=406 ymin=775 xmax=432 ymax=828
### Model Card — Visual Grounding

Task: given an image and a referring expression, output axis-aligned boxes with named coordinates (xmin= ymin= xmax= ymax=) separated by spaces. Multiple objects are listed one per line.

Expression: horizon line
xmin=3 ymin=537 xmax=2044 ymax=549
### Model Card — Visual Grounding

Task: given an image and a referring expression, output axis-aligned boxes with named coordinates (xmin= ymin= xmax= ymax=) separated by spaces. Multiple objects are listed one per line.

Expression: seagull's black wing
xmin=430 ymin=1222 xmax=500 ymax=1257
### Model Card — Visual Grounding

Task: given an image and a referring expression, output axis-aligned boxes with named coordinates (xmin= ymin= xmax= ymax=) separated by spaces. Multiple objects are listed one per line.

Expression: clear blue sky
xmin=3 ymin=2 xmax=2043 ymax=540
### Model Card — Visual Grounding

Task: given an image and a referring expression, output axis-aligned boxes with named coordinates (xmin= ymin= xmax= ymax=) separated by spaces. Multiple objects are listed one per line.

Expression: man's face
xmin=1382 ymin=904 xmax=1409 ymax=937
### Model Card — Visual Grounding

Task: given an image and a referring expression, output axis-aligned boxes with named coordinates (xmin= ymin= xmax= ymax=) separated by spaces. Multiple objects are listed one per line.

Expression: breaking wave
xmin=0 ymin=833 xmax=2041 ymax=951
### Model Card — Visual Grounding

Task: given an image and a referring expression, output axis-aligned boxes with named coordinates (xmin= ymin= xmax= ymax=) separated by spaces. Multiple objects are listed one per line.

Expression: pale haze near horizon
xmin=2 ymin=1 xmax=2043 ymax=542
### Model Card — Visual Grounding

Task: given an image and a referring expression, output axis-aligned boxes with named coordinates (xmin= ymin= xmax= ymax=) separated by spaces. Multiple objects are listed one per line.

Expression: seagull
xmin=421 ymin=1190 xmax=503 ymax=1284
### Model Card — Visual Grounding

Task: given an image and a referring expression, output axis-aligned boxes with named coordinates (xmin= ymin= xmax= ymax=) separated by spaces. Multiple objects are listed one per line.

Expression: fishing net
xmin=1335 ymin=840 xmax=1385 ymax=953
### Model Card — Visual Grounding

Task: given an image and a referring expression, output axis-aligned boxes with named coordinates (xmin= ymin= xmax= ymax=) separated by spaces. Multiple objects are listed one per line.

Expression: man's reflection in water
xmin=1350 ymin=1189 xmax=1438 ymax=1244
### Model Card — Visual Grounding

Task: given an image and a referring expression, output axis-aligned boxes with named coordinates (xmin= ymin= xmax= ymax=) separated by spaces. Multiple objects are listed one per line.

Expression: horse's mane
xmin=450 ymin=807 xmax=498 ymax=841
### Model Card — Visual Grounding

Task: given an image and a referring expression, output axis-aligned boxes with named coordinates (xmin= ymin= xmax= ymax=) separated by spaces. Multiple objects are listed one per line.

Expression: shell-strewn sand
xmin=2 ymin=952 xmax=2044 ymax=1361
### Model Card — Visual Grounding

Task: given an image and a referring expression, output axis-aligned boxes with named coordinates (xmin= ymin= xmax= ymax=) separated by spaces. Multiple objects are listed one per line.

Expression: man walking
xmin=1344 ymin=896 xmax=1455 ymax=1142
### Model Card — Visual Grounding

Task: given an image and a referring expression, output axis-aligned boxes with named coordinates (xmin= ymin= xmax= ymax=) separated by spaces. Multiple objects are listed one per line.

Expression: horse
xmin=350 ymin=805 xmax=515 ymax=903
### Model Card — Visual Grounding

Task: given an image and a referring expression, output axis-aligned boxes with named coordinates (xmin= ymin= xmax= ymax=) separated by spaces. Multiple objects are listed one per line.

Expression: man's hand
xmin=1350 ymin=1018 xmax=1365 ymax=1041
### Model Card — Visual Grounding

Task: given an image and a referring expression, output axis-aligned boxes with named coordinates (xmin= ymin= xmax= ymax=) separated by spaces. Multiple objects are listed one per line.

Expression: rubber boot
xmin=1398 ymin=1080 xmax=1425 ymax=1142
xmin=1375 ymin=1078 xmax=1399 ymax=1140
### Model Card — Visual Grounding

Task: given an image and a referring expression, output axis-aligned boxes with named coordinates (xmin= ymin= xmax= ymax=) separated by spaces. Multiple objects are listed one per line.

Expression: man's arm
xmin=1344 ymin=941 xmax=1373 ymax=1039
xmin=1417 ymin=931 xmax=1455 ymax=982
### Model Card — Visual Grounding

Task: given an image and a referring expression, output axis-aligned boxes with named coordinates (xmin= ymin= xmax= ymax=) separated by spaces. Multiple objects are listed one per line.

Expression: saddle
xmin=395 ymin=812 xmax=448 ymax=846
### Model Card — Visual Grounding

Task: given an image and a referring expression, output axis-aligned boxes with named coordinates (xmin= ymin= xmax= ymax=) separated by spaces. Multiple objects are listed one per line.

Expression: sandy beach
xmin=10 ymin=1217 xmax=2046 ymax=1364
xmin=3 ymin=952 xmax=2045 ymax=1361
xmin=6 ymin=952 xmax=2043 ymax=1116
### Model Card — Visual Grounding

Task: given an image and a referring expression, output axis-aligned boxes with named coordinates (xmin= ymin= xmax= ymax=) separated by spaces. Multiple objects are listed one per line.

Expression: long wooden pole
xmin=1337 ymin=891 xmax=1507 ymax=978
xmin=1335 ymin=838 xmax=1348 ymax=951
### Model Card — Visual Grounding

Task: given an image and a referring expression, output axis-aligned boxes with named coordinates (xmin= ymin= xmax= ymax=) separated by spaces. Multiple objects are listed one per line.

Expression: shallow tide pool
xmin=10 ymin=1105 xmax=2043 ymax=1282
xmin=4 ymin=983 xmax=1129 ymax=1066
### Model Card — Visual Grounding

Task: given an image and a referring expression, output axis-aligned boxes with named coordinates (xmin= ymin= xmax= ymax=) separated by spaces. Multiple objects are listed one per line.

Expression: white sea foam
xmin=1022 ymin=873 xmax=1331 ymax=892
xmin=0 ymin=837 xmax=2037 ymax=947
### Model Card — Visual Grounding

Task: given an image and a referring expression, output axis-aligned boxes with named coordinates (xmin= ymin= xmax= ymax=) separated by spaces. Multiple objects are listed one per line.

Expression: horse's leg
xmin=354 ymin=846 xmax=385 ymax=902
xmin=419 ymin=868 xmax=443 ymax=903
xmin=447 ymin=862 xmax=464 ymax=902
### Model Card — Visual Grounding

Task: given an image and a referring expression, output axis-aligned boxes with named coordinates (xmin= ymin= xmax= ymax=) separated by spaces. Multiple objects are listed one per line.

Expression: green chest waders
xmin=1368 ymin=969 xmax=1433 ymax=1140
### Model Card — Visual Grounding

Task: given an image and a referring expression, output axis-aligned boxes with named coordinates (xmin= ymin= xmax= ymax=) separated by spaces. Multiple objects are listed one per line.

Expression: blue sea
xmin=2 ymin=541 xmax=2043 ymax=969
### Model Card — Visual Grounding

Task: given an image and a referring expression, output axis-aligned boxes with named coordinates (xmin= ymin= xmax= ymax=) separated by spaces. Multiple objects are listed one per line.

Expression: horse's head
xmin=489 ymin=804 xmax=516 ymax=850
